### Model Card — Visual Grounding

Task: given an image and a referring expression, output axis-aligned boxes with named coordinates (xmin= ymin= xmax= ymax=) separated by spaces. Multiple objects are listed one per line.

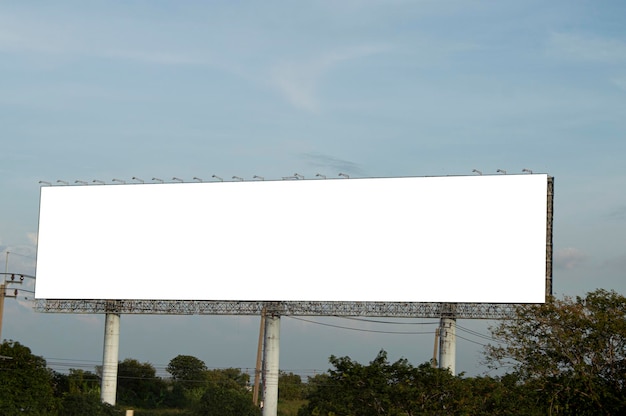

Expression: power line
xmin=287 ymin=316 xmax=436 ymax=335
xmin=454 ymin=323 xmax=502 ymax=343
xmin=453 ymin=333 xmax=487 ymax=347
xmin=337 ymin=316 xmax=440 ymax=325
xmin=0 ymin=251 xmax=35 ymax=260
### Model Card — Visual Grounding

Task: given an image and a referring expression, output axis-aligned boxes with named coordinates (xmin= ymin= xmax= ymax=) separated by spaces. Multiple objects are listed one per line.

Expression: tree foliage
xmin=279 ymin=371 xmax=305 ymax=401
xmin=299 ymin=350 xmax=504 ymax=416
xmin=299 ymin=350 xmax=553 ymax=416
xmin=117 ymin=358 xmax=168 ymax=409
xmin=167 ymin=354 xmax=209 ymax=389
xmin=206 ymin=367 xmax=250 ymax=390
xmin=165 ymin=355 xmax=256 ymax=414
xmin=58 ymin=392 xmax=119 ymax=416
xmin=485 ymin=289 xmax=626 ymax=415
xmin=67 ymin=368 xmax=101 ymax=394
xmin=0 ymin=340 xmax=56 ymax=415
xmin=192 ymin=384 xmax=259 ymax=416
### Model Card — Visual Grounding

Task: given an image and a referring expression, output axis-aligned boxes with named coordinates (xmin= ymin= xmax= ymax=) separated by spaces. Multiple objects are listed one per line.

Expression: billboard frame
xmin=34 ymin=175 xmax=554 ymax=316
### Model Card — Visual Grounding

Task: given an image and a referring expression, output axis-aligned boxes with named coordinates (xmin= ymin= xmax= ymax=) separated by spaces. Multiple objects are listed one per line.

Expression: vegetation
xmin=1 ymin=289 xmax=625 ymax=415
xmin=297 ymin=351 xmax=535 ymax=415
xmin=485 ymin=288 xmax=626 ymax=415
xmin=117 ymin=358 xmax=169 ymax=408
xmin=0 ymin=340 xmax=57 ymax=415
xmin=298 ymin=289 xmax=626 ymax=415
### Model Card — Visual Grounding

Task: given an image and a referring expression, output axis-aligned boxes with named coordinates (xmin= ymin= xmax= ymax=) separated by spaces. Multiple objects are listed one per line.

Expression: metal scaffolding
xmin=34 ymin=299 xmax=518 ymax=319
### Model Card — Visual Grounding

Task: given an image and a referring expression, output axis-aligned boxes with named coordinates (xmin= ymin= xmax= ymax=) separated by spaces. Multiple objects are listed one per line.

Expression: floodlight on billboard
xmin=35 ymin=175 xmax=549 ymax=303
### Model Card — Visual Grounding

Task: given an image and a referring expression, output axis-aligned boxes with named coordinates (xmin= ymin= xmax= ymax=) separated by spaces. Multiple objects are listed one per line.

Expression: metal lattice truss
xmin=34 ymin=299 xmax=519 ymax=319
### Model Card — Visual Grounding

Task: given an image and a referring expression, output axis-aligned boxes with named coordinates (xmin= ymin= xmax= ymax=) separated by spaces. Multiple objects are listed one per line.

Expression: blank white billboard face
xmin=35 ymin=175 xmax=548 ymax=303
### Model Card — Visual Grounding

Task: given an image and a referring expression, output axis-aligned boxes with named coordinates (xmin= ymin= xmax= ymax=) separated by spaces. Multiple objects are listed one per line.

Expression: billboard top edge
xmin=37 ymin=173 xmax=550 ymax=187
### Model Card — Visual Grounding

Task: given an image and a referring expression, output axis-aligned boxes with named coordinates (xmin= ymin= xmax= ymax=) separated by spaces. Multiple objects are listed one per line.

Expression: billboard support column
xmin=438 ymin=309 xmax=456 ymax=375
xmin=101 ymin=310 xmax=120 ymax=405
xmin=546 ymin=176 xmax=554 ymax=297
xmin=262 ymin=312 xmax=280 ymax=416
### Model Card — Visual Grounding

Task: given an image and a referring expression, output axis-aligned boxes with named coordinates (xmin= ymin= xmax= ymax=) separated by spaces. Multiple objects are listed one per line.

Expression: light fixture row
xmin=39 ymin=169 xmax=535 ymax=185
xmin=38 ymin=173 xmax=349 ymax=186
xmin=472 ymin=168 xmax=534 ymax=176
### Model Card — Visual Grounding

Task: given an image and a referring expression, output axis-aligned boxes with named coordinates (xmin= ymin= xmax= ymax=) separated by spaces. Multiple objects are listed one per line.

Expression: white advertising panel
xmin=35 ymin=175 xmax=548 ymax=303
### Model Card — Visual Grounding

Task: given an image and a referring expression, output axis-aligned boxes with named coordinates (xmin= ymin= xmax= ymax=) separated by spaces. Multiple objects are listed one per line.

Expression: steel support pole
xmin=0 ymin=282 xmax=5 ymax=342
xmin=438 ymin=316 xmax=456 ymax=375
xmin=262 ymin=314 xmax=280 ymax=416
xmin=101 ymin=313 xmax=120 ymax=405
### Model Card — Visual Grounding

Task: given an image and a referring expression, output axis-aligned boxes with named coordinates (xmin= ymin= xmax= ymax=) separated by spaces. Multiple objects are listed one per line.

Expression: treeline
xmin=300 ymin=351 xmax=534 ymax=415
xmin=0 ymin=342 xmax=259 ymax=416
xmin=299 ymin=289 xmax=626 ymax=415
xmin=1 ymin=289 xmax=625 ymax=415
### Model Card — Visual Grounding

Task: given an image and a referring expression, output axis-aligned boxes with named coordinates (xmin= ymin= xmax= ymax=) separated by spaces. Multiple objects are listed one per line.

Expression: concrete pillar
xmin=101 ymin=313 xmax=120 ymax=405
xmin=438 ymin=317 xmax=456 ymax=375
xmin=262 ymin=314 xmax=280 ymax=416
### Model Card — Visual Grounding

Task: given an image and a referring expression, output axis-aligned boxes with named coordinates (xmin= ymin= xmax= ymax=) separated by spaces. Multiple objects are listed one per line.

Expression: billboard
xmin=35 ymin=175 xmax=548 ymax=303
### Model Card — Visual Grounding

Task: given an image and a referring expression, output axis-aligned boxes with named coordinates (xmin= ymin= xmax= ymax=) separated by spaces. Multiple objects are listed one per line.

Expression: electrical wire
xmin=454 ymin=323 xmax=503 ymax=343
xmin=287 ymin=316 xmax=436 ymax=335
xmin=337 ymin=316 xmax=440 ymax=325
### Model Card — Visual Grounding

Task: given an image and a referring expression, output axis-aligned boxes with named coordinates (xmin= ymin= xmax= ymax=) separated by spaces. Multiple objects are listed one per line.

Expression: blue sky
xmin=1 ymin=0 xmax=625 ymax=378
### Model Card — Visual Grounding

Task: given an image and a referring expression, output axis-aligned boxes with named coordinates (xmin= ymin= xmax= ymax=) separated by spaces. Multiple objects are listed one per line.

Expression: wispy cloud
xmin=270 ymin=44 xmax=389 ymax=112
xmin=554 ymin=247 xmax=587 ymax=270
xmin=27 ymin=232 xmax=37 ymax=246
xmin=99 ymin=49 xmax=207 ymax=66
xmin=546 ymin=32 xmax=626 ymax=63
xmin=602 ymin=253 xmax=626 ymax=272
xmin=300 ymin=152 xmax=365 ymax=177
xmin=0 ymin=12 xmax=207 ymax=67
xmin=612 ymin=76 xmax=626 ymax=91
xmin=607 ymin=205 xmax=626 ymax=221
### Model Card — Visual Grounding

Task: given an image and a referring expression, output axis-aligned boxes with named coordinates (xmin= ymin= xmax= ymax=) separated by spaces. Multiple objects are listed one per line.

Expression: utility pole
xmin=1 ymin=251 xmax=33 ymax=342
xmin=432 ymin=327 xmax=439 ymax=368
xmin=0 ymin=252 xmax=6 ymax=341
xmin=0 ymin=275 xmax=29 ymax=342
xmin=0 ymin=280 xmax=5 ymax=342
xmin=253 ymin=307 xmax=267 ymax=406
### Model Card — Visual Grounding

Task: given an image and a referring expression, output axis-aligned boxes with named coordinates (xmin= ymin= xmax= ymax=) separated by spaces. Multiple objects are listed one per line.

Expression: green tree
xmin=278 ymin=371 xmax=304 ymax=401
xmin=166 ymin=355 xmax=211 ymax=408
xmin=485 ymin=289 xmax=626 ymax=415
xmin=58 ymin=391 xmax=119 ymax=416
xmin=117 ymin=358 xmax=167 ymax=409
xmin=206 ymin=367 xmax=250 ymax=389
xmin=67 ymin=368 xmax=101 ymax=394
xmin=193 ymin=384 xmax=260 ymax=416
xmin=167 ymin=354 xmax=209 ymax=389
xmin=459 ymin=373 xmax=544 ymax=416
xmin=299 ymin=350 xmax=471 ymax=416
xmin=299 ymin=350 xmax=543 ymax=416
xmin=189 ymin=367 xmax=257 ymax=416
xmin=51 ymin=370 xmax=70 ymax=398
xmin=0 ymin=340 xmax=57 ymax=415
